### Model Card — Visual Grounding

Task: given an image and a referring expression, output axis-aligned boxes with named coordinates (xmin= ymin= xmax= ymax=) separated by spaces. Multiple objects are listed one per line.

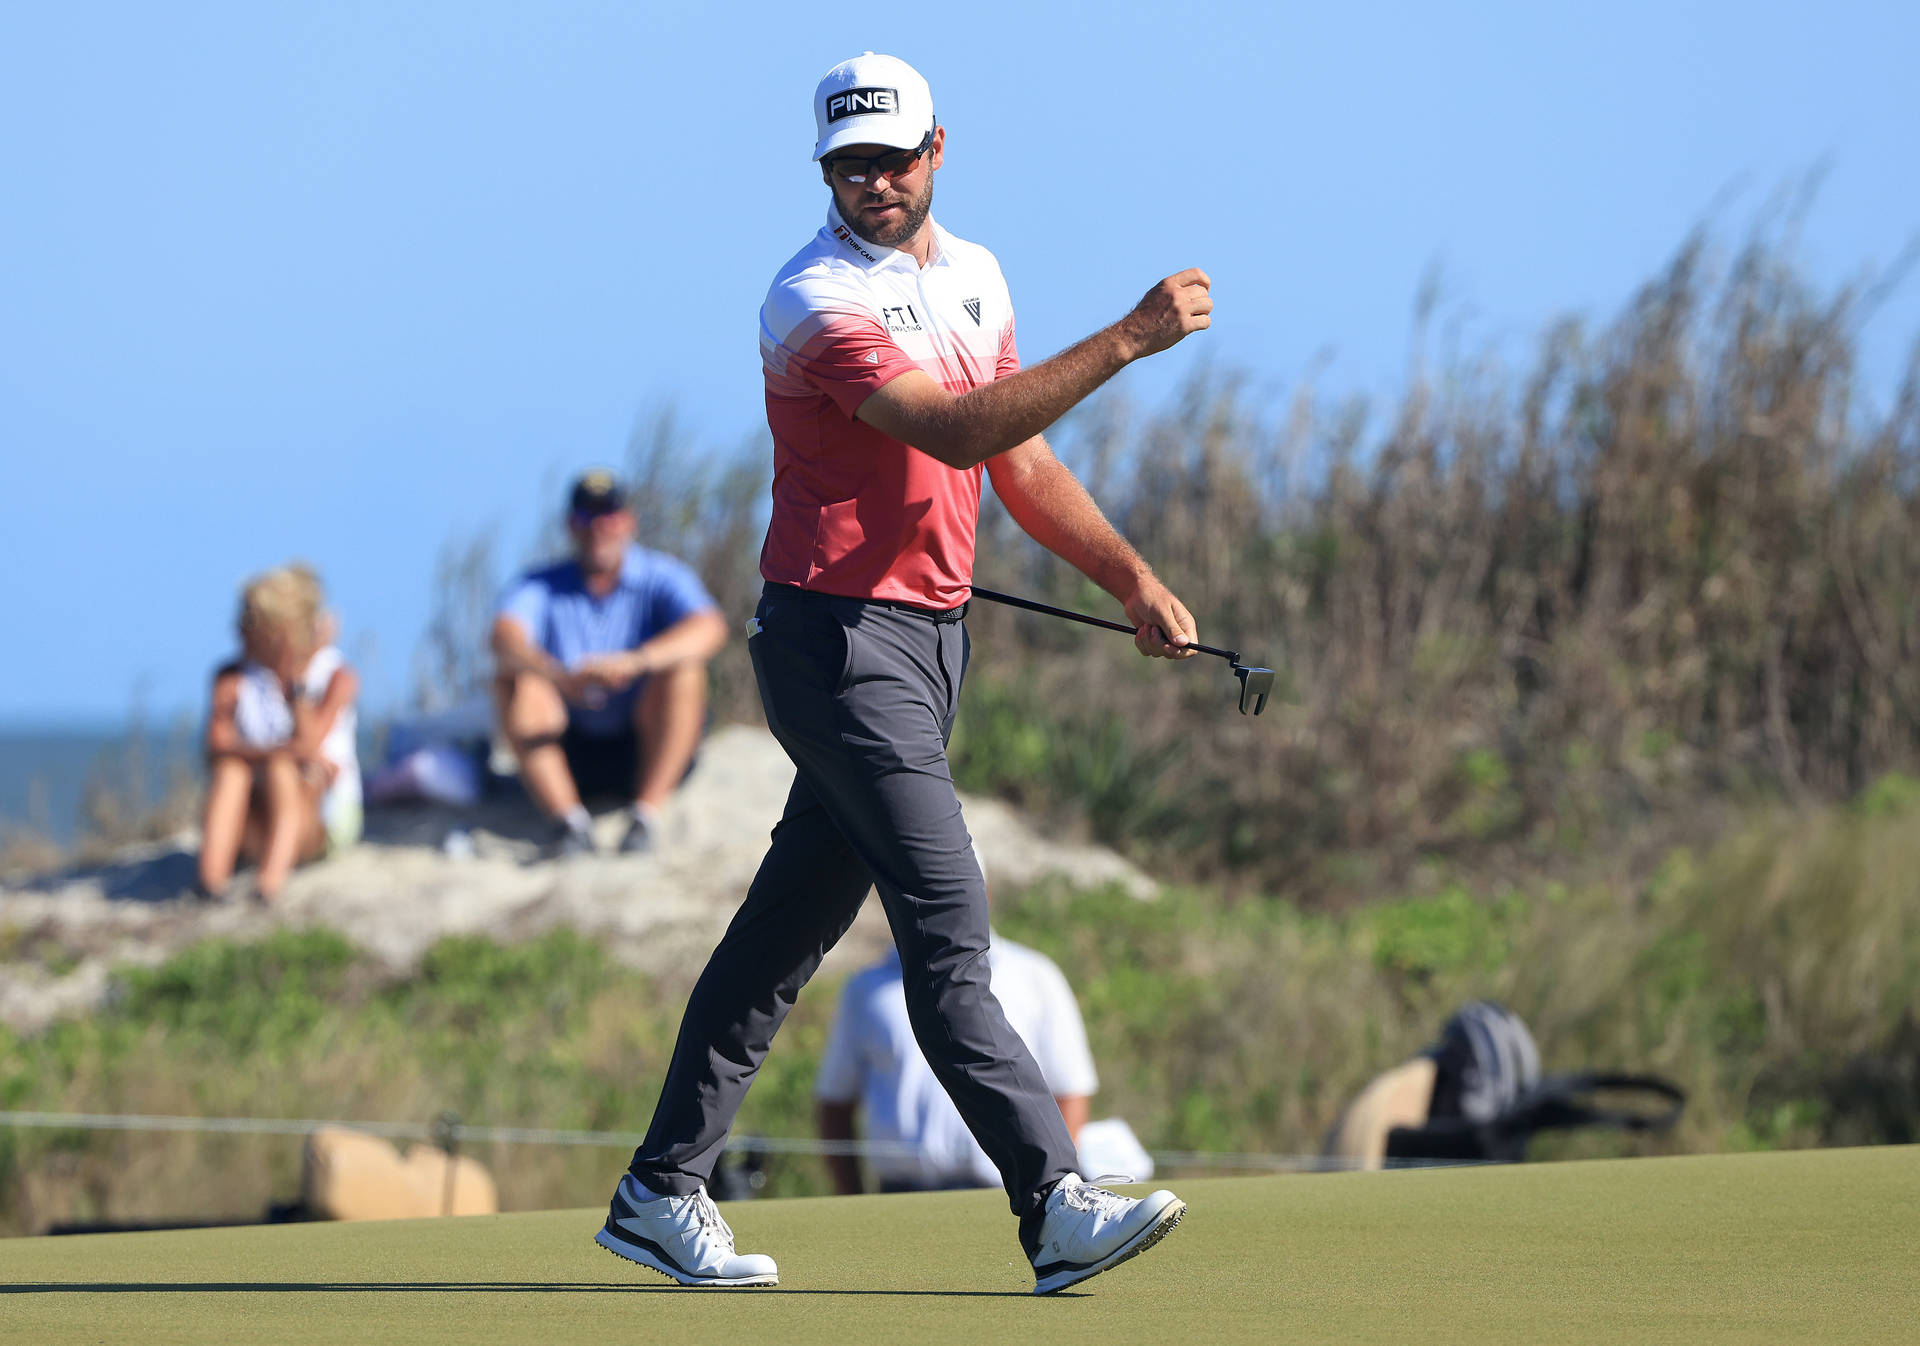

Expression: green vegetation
xmin=996 ymin=772 xmax=1918 ymax=1162
xmin=5 ymin=221 xmax=1914 ymax=1249
xmin=943 ymin=222 xmax=1920 ymax=894
xmin=574 ymin=224 xmax=1920 ymax=898
xmin=4 ymin=780 xmax=1914 ymax=1235
xmin=5 ymin=1149 xmax=1917 ymax=1345
xmin=0 ymin=920 xmax=836 ymax=1234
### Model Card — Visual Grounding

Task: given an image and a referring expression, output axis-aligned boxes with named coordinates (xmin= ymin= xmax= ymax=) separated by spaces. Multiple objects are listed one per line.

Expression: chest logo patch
xmin=881 ymin=303 xmax=925 ymax=335
xmin=963 ymin=298 xmax=982 ymax=325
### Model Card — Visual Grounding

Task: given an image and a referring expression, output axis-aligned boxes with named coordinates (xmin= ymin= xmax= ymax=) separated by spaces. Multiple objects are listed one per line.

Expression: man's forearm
xmin=858 ymin=270 xmax=1212 ymax=471
xmin=988 ymin=438 xmax=1199 ymax=656
xmin=492 ymin=620 xmax=568 ymax=683
xmin=816 ymin=1102 xmax=863 ymax=1196
xmin=634 ymin=610 xmax=728 ymax=674
xmin=990 ymin=444 xmax=1153 ymax=601
xmin=1056 ymin=1094 xmax=1091 ymax=1141
xmin=498 ymin=644 xmax=567 ymax=682
xmin=925 ymin=326 xmax=1138 ymax=469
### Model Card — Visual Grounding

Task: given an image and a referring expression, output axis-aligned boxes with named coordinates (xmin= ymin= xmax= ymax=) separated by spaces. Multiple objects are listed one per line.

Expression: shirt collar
xmin=824 ymin=203 xmax=947 ymax=272
xmin=566 ymin=543 xmax=638 ymax=591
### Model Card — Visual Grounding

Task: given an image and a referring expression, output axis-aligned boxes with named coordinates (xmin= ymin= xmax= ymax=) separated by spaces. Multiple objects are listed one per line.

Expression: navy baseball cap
xmin=568 ymin=469 xmax=627 ymax=518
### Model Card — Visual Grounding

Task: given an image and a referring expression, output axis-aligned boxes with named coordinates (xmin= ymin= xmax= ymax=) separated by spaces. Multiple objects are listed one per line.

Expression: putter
xmin=969 ymin=586 xmax=1275 ymax=715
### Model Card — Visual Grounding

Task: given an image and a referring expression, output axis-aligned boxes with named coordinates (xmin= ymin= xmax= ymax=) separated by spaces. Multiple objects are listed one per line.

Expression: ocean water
xmin=0 ymin=725 xmax=202 ymax=845
xmin=1 ymin=719 xmax=396 ymax=847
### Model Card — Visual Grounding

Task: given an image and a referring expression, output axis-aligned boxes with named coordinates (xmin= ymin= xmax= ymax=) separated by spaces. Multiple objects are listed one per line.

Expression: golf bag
xmin=1384 ymin=1002 xmax=1685 ymax=1163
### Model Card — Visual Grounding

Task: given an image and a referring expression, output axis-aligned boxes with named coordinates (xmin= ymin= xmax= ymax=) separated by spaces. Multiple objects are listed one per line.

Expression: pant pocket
xmin=831 ymin=607 xmax=860 ymax=695
xmin=752 ymin=595 xmax=857 ymax=700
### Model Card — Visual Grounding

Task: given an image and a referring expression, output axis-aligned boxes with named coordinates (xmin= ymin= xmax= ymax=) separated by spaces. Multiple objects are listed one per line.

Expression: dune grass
xmin=5 ymin=780 xmax=1916 ymax=1235
xmin=3 ymin=1146 xmax=1914 ymax=1345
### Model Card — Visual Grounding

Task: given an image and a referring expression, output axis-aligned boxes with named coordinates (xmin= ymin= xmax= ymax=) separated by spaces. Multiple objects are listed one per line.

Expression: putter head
xmin=1233 ymin=663 xmax=1275 ymax=716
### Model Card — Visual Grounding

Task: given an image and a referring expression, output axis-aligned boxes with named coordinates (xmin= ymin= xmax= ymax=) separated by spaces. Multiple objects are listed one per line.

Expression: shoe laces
xmin=1060 ymin=1178 xmax=1133 ymax=1217
xmin=690 ymin=1189 xmax=736 ymax=1248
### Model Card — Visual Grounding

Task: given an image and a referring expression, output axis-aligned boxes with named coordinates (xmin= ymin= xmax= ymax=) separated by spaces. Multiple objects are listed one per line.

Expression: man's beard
xmin=845 ymin=178 xmax=934 ymax=249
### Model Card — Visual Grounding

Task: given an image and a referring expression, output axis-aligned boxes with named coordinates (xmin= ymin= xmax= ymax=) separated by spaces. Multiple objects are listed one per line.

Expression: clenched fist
xmin=1117 ymin=269 xmax=1213 ymax=360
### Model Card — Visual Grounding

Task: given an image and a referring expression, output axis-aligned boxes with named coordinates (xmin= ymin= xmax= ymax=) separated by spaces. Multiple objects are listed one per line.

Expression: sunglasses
xmin=824 ymin=124 xmax=937 ymax=185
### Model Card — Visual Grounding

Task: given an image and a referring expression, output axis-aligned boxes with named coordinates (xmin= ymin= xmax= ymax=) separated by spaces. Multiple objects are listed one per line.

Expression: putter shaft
xmin=968 ymin=586 xmax=1239 ymax=663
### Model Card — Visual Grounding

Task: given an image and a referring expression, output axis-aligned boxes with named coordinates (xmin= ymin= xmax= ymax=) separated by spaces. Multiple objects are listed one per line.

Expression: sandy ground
xmin=0 ymin=725 xmax=1154 ymax=1034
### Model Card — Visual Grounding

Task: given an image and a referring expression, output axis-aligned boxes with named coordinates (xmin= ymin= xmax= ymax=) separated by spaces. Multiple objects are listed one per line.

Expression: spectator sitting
xmin=491 ymin=469 xmax=727 ymax=857
xmin=198 ymin=564 xmax=362 ymax=903
xmin=814 ymin=849 xmax=1097 ymax=1194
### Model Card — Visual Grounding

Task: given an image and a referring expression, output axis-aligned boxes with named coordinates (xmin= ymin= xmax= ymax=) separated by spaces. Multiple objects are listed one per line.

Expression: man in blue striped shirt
xmin=491 ymin=470 xmax=727 ymax=856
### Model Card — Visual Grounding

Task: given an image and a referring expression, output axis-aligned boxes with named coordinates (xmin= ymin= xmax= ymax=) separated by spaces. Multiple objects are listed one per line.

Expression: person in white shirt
xmin=814 ymin=852 xmax=1097 ymax=1194
xmin=198 ymin=564 xmax=361 ymax=903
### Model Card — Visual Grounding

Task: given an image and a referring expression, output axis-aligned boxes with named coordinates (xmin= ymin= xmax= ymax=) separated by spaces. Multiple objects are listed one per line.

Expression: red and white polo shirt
xmin=758 ymin=204 xmax=1020 ymax=610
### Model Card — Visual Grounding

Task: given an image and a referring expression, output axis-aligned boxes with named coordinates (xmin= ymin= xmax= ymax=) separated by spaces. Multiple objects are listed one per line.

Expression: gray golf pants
xmin=626 ymin=583 xmax=1078 ymax=1219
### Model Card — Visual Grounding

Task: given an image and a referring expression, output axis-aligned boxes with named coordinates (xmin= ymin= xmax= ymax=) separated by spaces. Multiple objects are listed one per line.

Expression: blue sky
xmin=2 ymin=1 xmax=1916 ymax=723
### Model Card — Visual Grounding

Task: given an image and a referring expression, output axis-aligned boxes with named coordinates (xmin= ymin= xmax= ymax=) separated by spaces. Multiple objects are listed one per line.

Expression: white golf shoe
xmin=594 ymin=1174 xmax=778 ymax=1288
xmin=1024 ymin=1173 xmax=1186 ymax=1294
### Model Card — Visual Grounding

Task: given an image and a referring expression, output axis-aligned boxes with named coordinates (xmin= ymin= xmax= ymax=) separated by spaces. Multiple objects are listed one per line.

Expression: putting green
xmin=3 ymin=1147 xmax=1914 ymax=1344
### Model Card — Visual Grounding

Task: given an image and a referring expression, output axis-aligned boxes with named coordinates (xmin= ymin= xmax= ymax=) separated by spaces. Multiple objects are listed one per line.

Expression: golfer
xmin=596 ymin=52 xmax=1209 ymax=1294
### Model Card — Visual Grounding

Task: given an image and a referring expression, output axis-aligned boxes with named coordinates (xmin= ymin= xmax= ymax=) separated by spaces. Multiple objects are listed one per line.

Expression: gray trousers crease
xmin=627 ymin=585 xmax=1077 ymax=1219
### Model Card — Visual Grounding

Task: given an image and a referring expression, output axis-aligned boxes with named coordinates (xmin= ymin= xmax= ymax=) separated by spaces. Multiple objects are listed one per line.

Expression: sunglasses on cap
xmin=824 ymin=123 xmax=937 ymax=185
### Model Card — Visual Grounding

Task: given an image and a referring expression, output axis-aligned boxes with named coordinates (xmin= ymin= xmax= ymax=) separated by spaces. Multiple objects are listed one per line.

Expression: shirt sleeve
xmin=814 ymin=981 xmax=865 ymax=1103
xmin=1030 ymin=955 xmax=1099 ymax=1097
xmin=994 ymin=257 xmax=1020 ymax=380
xmin=766 ymin=275 xmax=923 ymax=419
xmin=496 ymin=573 xmax=549 ymax=647
xmin=641 ymin=553 xmax=720 ymax=640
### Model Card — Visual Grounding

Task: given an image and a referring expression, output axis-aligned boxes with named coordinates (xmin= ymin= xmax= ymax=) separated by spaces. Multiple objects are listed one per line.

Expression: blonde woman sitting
xmin=197 ymin=564 xmax=361 ymax=902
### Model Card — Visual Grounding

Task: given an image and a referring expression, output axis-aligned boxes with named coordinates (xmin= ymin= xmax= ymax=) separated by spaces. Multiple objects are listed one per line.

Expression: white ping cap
xmin=812 ymin=52 xmax=935 ymax=161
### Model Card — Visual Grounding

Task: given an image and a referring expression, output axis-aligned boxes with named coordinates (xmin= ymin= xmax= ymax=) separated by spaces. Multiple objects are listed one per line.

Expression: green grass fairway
xmin=4 ymin=1147 xmax=1915 ymax=1344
